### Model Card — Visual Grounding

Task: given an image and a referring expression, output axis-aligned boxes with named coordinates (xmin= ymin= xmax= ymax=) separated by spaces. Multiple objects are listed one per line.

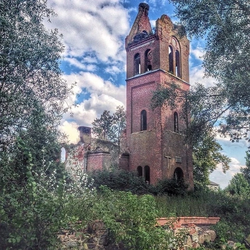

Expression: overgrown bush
xmin=89 ymin=169 xmax=150 ymax=194
xmin=89 ymin=169 xmax=188 ymax=196
xmin=78 ymin=186 xmax=172 ymax=250
xmin=154 ymin=178 xmax=188 ymax=196
xmin=0 ymin=135 xmax=95 ymax=249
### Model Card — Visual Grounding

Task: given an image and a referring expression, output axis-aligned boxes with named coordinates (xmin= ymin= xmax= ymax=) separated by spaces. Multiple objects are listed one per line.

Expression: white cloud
xmin=189 ymin=46 xmax=217 ymax=87
xmin=47 ymin=0 xmax=130 ymax=63
xmin=59 ymin=120 xmax=80 ymax=144
xmin=190 ymin=46 xmax=205 ymax=61
xmin=64 ymin=57 xmax=97 ymax=72
xmin=210 ymin=157 xmax=245 ymax=189
xmin=62 ymin=72 xmax=125 ymax=126
xmin=105 ymin=64 xmax=123 ymax=75
xmin=190 ymin=66 xmax=217 ymax=88
xmin=209 ymin=134 xmax=248 ymax=189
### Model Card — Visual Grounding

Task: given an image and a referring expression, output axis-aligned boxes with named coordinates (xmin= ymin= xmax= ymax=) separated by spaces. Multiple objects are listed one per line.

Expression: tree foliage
xmin=0 ymin=0 xmax=72 ymax=248
xmin=169 ymin=0 xmax=250 ymax=141
xmin=0 ymin=0 xmax=70 ymax=147
xmin=193 ymin=132 xmax=230 ymax=186
xmin=92 ymin=106 xmax=126 ymax=146
xmin=225 ymin=173 xmax=250 ymax=197
xmin=241 ymin=151 xmax=250 ymax=184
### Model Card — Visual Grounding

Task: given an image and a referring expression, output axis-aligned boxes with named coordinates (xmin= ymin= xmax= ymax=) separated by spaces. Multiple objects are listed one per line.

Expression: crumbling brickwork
xmin=124 ymin=3 xmax=193 ymax=188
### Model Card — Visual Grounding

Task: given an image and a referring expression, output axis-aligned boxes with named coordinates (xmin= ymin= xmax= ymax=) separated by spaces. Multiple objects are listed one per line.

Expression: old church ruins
xmin=66 ymin=3 xmax=194 ymax=189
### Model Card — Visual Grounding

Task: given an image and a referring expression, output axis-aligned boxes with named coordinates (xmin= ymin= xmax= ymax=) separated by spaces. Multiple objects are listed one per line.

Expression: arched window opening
xmin=169 ymin=37 xmax=182 ymax=77
xmin=174 ymin=112 xmax=179 ymax=132
xmin=144 ymin=166 xmax=150 ymax=184
xmin=140 ymin=110 xmax=147 ymax=131
xmin=175 ymin=50 xmax=180 ymax=77
xmin=145 ymin=49 xmax=152 ymax=72
xmin=137 ymin=166 xmax=143 ymax=177
xmin=134 ymin=53 xmax=141 ymax=75
xmin=173 ymin=167 xmax=184 ymax=182
xmin=168 ymin=46 xmax=173 ymax=73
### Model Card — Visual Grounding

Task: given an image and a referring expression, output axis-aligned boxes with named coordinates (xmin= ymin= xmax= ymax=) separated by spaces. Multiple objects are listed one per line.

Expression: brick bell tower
xmin=124 ymin=3 xmax=193 ymax=188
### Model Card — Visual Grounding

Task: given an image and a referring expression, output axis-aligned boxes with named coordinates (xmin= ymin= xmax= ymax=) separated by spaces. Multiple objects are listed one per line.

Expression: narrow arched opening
xmin=134 ymin=53 xmax=141 ymax=75
xmin=173 ymin=167 xmax=184 ymax=182
xmin=144 ymin=165 xmax=150 ymax=184
xmin=137 ymin=166 xmax=143 ymax=177
xmin=145 ymin=49 xmax=152 ymax=72
xmin=175 ymin=50 xmax=180 ymax=77
xmin=174 ymin=112 xmax=179 ymax=132
xmin=169 ymin=46 xmax=173 ymax=73
xmin=140 ymin=110 xmax=147 ymax=131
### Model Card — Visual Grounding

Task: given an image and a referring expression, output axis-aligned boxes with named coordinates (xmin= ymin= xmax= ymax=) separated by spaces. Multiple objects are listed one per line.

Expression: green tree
xmin=0 ymin=0 xmax=71 ymax=248
xmin=169 ymin=0 xmax=250 ymax=141
xmin=241 ymin=151 xmax=250 ymax=184
xmin=193 ymin=132 xmax=230 ymax=187
xmin=0 ymin=0 xmax=69 ymax=147
xmin=225 ymin=173 xmax=250 ymax=197
xmin=92 ymin=106 xmax=126 ymax=146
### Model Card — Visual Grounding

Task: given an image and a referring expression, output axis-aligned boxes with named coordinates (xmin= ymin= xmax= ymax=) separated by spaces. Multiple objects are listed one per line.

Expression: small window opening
xmin=140 ymin=110 xmax=147 ymax=131
xmin=144 ymin=166 xmax=150 ymax=184
xmin=137 ymin=166 xmax=143 ymax=177
xmin=174 ymin=112 xmax=179 ymax=132
xmin=173 ymin=167 xmax=183 ymax=182
xmin=145 ymin=49 xmax=152 ymax=72
xmin=169 ymin=46 xmax=174 ymax=73
xmin=175 ymin=50 xmax=180 ymax=77
xmin=134 ymin=53 xmax=141 ymax=75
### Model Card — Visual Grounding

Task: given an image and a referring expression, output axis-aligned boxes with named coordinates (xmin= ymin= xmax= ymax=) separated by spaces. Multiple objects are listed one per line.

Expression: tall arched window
xmin=140 ymin=110 xmax=147 ymax=131
xmin=175 ymin=50 xmax=180 ymax=77
xmin=169 ymin=37 xmax=181 ymax=78
xmin=169 ymin=46 xmax=173 ymax=73
xmin=137 ymin=166 xmax=143 ymax=177
xmin=144 ymin=166 xmax=150 ymax=184
xmin=174 ymin=112 xmax=179 ymax=132
xmin=145 ymin=49 xmax=152 ymax=71
xmin=134 ymin=53 xmax=141 ymax=75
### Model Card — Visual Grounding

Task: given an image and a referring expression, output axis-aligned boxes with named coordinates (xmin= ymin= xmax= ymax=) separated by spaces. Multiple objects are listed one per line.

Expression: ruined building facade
xmin=67 ymin=3 xmax=193 ymax=189
xmin=122 ymin=3 xmax=193 ymax=188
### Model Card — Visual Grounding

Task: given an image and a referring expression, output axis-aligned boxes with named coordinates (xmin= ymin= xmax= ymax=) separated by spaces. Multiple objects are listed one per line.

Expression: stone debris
xmin=58 ymin=220 xmax=218 ymax=249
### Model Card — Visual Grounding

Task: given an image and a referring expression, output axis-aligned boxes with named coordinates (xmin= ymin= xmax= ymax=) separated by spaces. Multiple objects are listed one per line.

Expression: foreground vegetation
xmin=1 ymin=0 xmax=250 ymax=249
xmin=1 ymin=167 xmax=250 ymax=249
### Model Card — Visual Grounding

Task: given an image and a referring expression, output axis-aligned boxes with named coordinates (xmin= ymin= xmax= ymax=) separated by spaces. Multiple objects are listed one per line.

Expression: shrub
xmin=153 ymin=178 xmax=188 ymax=196
xmin=89 ymin=169 xmax=150 ymax=194
xmin=89 ymin=169 xmax=189 ymax=196
xmin=92 ymin=186 xmax=172 ymax=250
xmin=0 ymin=167 xmax=69 ymax=249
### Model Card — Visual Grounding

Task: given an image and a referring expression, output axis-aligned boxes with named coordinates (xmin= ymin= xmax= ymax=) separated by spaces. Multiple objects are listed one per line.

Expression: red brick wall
xmin=124 ymin=4 xmax=193 ymax=188
xmin=119 ymin=154 xmax=129 ymax=171
xmin=87 ymin=152 xmax=111 ymax=172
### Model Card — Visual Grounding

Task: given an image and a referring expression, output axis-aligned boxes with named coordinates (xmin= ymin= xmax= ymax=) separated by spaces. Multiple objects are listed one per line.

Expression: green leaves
xmin=92 ymin=186 xmax=171 ymax=250
xmin=92 ymin=106 xmax=126 ymax=146
xmin=0 ymin=0 xmax=70 ymax=147
xmin=170 ymin=0 xmax=250 ymax=142
xmin=0 ymin=1 xmax=72 ymax=248
xmin=225 ymin=173 xmax=250 ymax=197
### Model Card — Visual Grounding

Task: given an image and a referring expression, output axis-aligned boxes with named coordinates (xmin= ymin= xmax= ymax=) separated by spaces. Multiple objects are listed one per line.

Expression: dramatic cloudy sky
xmin=46 ymin=0 xmax=248 ymax=189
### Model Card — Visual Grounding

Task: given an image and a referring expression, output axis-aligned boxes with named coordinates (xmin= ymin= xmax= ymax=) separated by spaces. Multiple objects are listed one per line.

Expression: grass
xmin=155 ymin=194 xmax=210 ymax=217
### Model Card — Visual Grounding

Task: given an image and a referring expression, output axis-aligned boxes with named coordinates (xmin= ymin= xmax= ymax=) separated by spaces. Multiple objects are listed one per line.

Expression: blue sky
xmin=46 ymin=0 xmax=248 ymax=189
